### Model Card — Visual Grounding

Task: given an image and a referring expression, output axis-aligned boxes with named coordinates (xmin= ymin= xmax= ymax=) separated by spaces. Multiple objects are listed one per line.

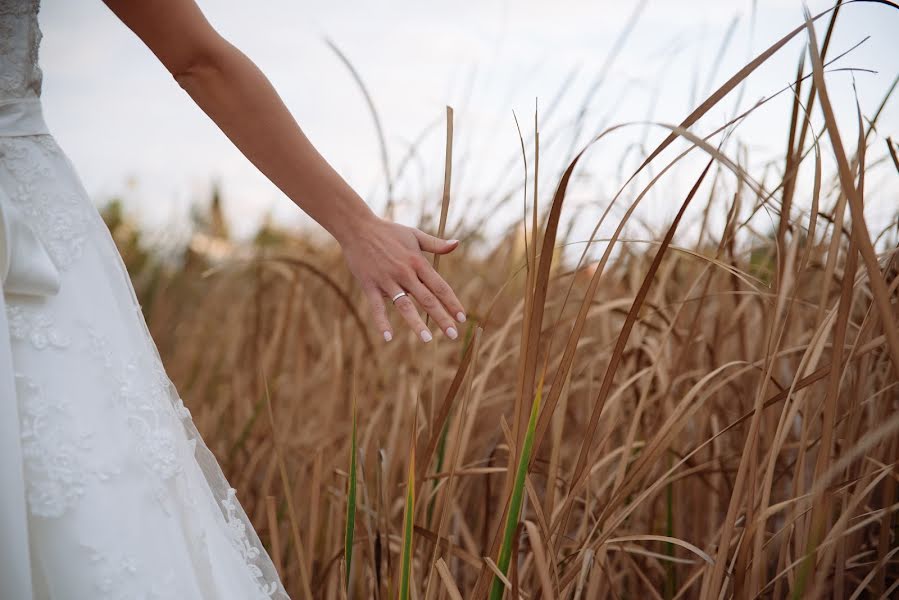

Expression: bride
xmin=1 ymin=0 xmax=467 ymax=597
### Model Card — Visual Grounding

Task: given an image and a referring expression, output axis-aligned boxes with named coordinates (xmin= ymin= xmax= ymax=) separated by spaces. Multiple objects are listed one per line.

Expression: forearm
xmin=173 ymin=41 xmax=375 ymax=244
xmin=103 ymin=0 xmax=466 ymax=342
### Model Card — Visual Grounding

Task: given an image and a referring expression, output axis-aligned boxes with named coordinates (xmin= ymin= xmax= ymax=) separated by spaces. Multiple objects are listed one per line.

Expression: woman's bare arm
xmin=102 ymin=0 xmax=466 ymax=343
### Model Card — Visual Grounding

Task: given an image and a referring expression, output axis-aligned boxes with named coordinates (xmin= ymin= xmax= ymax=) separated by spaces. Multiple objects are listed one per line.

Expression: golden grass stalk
xmin=344 ymin=392 xmax=358 ymax=591
xmin=398 ymin=436 xmax=416 ymax=600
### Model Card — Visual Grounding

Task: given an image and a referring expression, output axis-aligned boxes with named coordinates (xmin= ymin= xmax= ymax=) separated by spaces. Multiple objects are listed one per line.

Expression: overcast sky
xmin=38 ymin=1 xmax=899 ymax=247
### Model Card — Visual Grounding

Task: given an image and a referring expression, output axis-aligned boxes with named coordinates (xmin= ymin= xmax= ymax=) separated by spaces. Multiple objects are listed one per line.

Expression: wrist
xmin=326 ymin=197 xmax=378 ymax=247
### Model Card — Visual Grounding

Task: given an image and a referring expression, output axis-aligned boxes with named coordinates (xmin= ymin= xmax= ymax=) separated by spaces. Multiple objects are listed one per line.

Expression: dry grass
xmin=105 ymin=6 xmax=899 ymax=598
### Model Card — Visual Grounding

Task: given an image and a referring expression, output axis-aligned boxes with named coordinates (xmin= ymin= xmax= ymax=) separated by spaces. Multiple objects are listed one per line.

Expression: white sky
xmin=37 ymin=0 xmax=899 ymax=251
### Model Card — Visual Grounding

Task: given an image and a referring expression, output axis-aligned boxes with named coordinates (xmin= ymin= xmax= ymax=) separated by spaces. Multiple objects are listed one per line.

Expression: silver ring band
xmin=391 ymin=291 xmax=408 ymax=303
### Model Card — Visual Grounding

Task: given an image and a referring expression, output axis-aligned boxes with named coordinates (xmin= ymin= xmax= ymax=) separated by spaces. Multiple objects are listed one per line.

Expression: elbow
xmin=169 ymin=54 xmax=218 ymax=92
xmin=167 ymin=38 xmax=230 ymax=91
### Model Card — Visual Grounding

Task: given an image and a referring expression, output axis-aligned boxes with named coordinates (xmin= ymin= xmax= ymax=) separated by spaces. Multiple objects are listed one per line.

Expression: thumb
xmin=414 ymin=230 xmax=459 ymax=255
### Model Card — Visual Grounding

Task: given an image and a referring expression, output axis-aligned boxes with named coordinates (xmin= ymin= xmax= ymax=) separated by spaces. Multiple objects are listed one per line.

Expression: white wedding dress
xmin=0 ymin=2 xmax=289 ymax=598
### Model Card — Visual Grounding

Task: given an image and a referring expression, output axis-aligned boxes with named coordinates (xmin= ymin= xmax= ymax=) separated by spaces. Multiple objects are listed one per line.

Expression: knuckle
xmin=396 ymin=296 xmax=414 ymax=311
xmin=411 ymin=254 xmax=429 ymax=270
xmin=396 ymin=266 xmax=416 ymax=283
xmin=433 ymin=281 xmax=451 ymax=296
xmin=420 ymin=294 xmax=439 ymax=310
xmin=390 ymin=260 xmax=408 ymax=277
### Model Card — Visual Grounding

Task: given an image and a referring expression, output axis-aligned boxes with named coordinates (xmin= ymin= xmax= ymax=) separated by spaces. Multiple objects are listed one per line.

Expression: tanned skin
xmin=103 ymin=0 xmax=466 ymax=343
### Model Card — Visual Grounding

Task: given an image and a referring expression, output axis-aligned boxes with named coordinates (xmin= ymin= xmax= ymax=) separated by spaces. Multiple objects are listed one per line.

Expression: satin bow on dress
xmin=0 ymin=97 xmax=59 ymax=600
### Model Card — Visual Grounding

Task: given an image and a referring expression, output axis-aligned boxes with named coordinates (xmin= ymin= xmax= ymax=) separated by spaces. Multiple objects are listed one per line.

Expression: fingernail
xmin=446 ymin=327 xmax=458 ymax=340
xmin=449 ymin=239 xmax=459 ymax=245
xmin=456 ymin=312 xmax=467 ymax=323
xmin=383 ymin=331 xmax=392 ymax=342
xmin=420 ymin=330 xmax=433 ymax=343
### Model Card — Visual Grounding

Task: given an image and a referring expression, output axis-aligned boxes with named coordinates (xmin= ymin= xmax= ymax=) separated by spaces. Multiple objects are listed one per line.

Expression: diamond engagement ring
xmin=391 ymin=291 xmax=408 ymax=303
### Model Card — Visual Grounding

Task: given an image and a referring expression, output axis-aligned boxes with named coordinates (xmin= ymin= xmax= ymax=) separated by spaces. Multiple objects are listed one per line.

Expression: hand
xmin=341 ymin=216 xmax=466 ymax=343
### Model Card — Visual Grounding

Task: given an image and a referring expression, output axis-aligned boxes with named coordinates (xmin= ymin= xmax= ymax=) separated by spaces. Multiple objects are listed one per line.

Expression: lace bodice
xmin=0 ymin=0 xmax=42 ymax=100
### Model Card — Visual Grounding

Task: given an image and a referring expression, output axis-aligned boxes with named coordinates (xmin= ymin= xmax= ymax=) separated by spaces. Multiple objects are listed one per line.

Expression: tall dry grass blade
xmin=511 ymin=103 xmax=577 ymax=447
xmin=532 ymin=103 xmax=800 ymax=476
xmin=263 ymin=374 xmax=314 ymax=598
xmin=804 ymin=6 xmax=899 ymax=379
xmin=484 ymin=557 xmax=514 ymax=596
xmin=324 ymin=39 xmax=395 ymax=217
xmin=802 ymin=82 xmax=869 ymax=600
xmin=415 ymin=337 xmax=477 ymax=487
xmin=777 ymin=51 xmax=805 ymax=255
xmin=435 ymin=557 xmax=464 ymax=600
xmin=887 ymin=137 xmax=899 ymax=173
xmin=266 ymin=495 xmax=283 ymax=577
xmin=398 ymin=423 xmax=417 ymax=600
xmin=432 ymin=106 xmax=454 ymax=272
xmin=424 ymin=328 xmax=483 ymax=599
xmin=308 ymin=450 xmax=323 ymax=584
xmin=511 ymin=110 xmax=530 ymax=276
xmin=423 ymin=106 xmax=455 ymax=548
xmin=413 ymin=525 xmax=481 ymax=568
xmin=500 ymin=111 xmax=538 ymax=530
xmin=780 ymin=0 xmax=843 ymax=247
xmin=345 ymin=390 xmax=358 ymax=591
xmin=573 ymin=548 xmax=595 ymax=600
xmin=270 ymin=256 xmax=375 ymax=355
xmin=637 ymin=2 xmax=879 ymax=173
xmin=376 ymin=448 xmax=390 ymax=597
xmin=475 ymin=120 xmax=619 ymax=598
xmin=524 ymin=475 xmax=559 ymax=593
xmin=863 ymin=71 xmax=899 ymax=143
xmin=523 ymin=520 xmax=554 ymax=600
xmin=744 ymin=8 xmax=843 ymax=593
xmin=553 ymin=160 xmax=713 ymax=544
xmin=531 ymin=103 xmax=540 ymax=293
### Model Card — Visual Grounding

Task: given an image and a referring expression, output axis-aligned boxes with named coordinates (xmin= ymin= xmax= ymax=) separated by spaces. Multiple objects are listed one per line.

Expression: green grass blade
xmin=489 ymin=378 xmax=543 ymax=600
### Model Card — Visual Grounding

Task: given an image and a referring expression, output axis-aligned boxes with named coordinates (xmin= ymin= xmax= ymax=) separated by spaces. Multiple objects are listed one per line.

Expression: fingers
xmin=363 ymin=284 xmax=393 ymax=342
xmin=387 ymin=285 xmax=433 ymax=343
xmin=414 ymin=229 xmax=459 ymax=255
xmin=416 ymin=264 xmax=466 ymax=325
xmin=405 ymin=279 xmax=458 ymax=341
xmin=371 ymin=228 xmax=465 ymax=344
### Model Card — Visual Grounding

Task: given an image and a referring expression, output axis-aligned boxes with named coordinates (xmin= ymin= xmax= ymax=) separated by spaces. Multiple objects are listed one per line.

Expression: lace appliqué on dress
xmin=116 ymin=362 xmax=183 ymax=482
xmin=222 ymin=488 xmax=279 ymax=598
xmin=0 ymin=136 xmax=90 ymax=270
xmin=6 ymin=304 xmax=71 ymax=349
xmin=87 ymin=328 xmax=278 ymax=598
xmin=86 ymin=327 xmax=185 ymax=484
xmin=82 ymin=545 xmax=177 ymax=600
xmin=16 ymin=375 xmax=91 ymax=518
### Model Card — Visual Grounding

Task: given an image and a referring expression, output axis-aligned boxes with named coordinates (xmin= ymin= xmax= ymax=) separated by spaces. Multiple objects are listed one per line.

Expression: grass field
xmin=105 ymin=6 xmax=899 ymax=599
